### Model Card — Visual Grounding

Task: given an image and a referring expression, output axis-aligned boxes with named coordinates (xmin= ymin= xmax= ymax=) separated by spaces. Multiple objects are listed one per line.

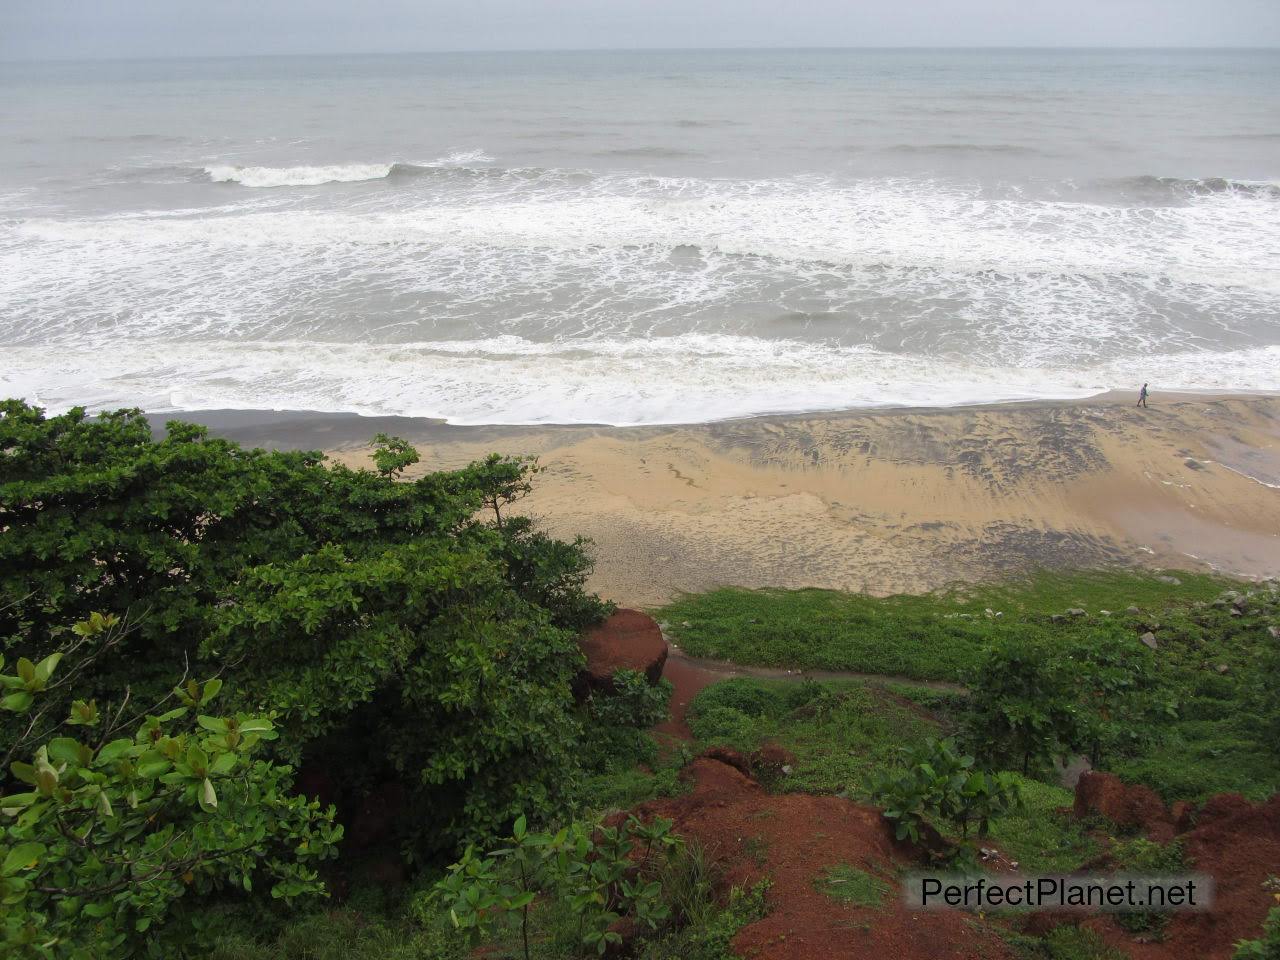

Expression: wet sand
xmin=176 ymin=393 xmax=1280 ymax=607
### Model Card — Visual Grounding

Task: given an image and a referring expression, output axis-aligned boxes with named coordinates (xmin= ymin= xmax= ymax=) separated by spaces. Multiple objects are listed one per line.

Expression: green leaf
xmin=95 ymin=740 xmax=136 ymax=766
xmin=186 ymin=745 xmax=210 ymax=775
xmin=0 ymin=793 xmax=38 ymax=815
xmin=1 ymin=692 xmax=34 ymax=713
xmin=197 ymin=716 xmax=229 ymax=734
xmin=46 ymin=737 xmax=88 ymax=767
xmin=3 ymin=842 xmax=46 ymax=876
xmin=33 ymin=652 xmax=63 ymax=685
xmin=199 ymin=678 xmax=223 ymax=705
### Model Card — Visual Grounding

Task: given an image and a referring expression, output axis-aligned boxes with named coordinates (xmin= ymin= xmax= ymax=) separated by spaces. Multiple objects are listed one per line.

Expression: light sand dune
xmin=191 ymin=394 xmax=1280 ymax=606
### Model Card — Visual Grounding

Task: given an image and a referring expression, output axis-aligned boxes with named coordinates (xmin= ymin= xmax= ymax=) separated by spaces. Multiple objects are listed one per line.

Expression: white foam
xmin=4 ymin=336 xmax=1279 ymax=427
xmin=3 ymin=170 xmax=1279 ymax=423
xmin=205 ymin=163 xmax=396 ymax=187
xmin=203 ymin=151 xmax=494 ymax=187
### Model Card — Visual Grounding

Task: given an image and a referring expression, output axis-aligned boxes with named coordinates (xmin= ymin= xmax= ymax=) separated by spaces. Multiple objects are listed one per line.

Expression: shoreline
xmin=163 ymin=392 xmax=1280 ymax=606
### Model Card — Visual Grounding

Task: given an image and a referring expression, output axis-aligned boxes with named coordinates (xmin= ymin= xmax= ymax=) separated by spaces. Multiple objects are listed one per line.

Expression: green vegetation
xmin=430 ymin=814 xmax=681 ymax=958
xmin=0 ymin=615 xmax=340 ymax=960
xmin=0 ymin=401 xmax=630 ymax=957
xmin=688 ymin=677 xmax=941 ymax=795
xmin=667 ymin=578 xmax=1280 ymax=802
xmin=985 ymin=778 xmax=1098 ymax=873
xmin=660 ymin=572 xmax=1232 ymax=680
xmin=1234 ymin=907 xmax=1280 ymax=960
xmin=1036 ymin=925 xmax=1128 ymax=960
xmin=5 ymin=397 xmax=1279 ymax=958
xmin=813 ymin=863 xmax=889 ymax=907
xmin=869 ymin=738 xmax=1023 ymax=845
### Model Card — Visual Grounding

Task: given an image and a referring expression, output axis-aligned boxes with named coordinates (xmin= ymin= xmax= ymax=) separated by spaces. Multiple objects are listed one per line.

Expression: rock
xmin=1216 ymin=663 xmax=1230 ymax=674
xmin=1066 ymin=607 xmax=1086 ymax=617
xmin=1100 ymin=610 xmax=1112 ymax=616
xmin=1126 ymin=605 xmax=1141 ymax=615
xmin=1230 ymin=609 xmax=1243 ymax=617
xmin=1268 ymin=626 xmax=1279 ymax=639
xmin=1156 ymin=575 xmax=1182 ymax=585
xmin=578 ymin=609 xmax=670 ymax=694
xmin=1140 ymin=632 xmax=1159 ymax=650
xmin=1050 ymin=614 xmax=1064 ymax=623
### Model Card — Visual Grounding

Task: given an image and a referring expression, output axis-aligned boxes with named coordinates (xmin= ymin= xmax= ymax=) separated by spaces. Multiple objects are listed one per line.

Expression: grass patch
xmin=667 ymin=574 xmax=1280 ymax=803
xmin=814 ymin=864 xmax=890 ymax=908
xmin=986 ymin=777 xmax=1099 ymax=873
xmin=687 ymin=677 xmax=942 ymax=796
xmin=658 ymin=571 xmax=1233 ymax=682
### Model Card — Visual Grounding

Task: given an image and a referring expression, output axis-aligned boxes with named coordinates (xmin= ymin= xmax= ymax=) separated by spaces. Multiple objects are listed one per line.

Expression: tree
xmin=961 ymin=639 xmax=1082 ymax=774
xmin=1064 ymin=635 xmax=1171 ymax=766
xmin=0 ymin=401 xmax=610 ymax=858
xmin=0 ymin=614 xmax=341 ymax=960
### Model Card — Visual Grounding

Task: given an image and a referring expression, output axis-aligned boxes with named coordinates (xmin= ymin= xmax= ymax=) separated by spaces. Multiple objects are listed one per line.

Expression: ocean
xmin=2 ymin=48 xmax=1278 ymax=425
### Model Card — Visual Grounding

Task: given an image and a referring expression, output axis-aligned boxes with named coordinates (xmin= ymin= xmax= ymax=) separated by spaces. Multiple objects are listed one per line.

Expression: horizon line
xmin=4 ymin=43 xmax=1279 ymax=66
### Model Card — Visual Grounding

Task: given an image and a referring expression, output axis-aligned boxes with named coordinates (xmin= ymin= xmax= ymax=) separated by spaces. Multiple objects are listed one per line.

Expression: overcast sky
xmin=3 ymin=0 xmax=1279 ymax=61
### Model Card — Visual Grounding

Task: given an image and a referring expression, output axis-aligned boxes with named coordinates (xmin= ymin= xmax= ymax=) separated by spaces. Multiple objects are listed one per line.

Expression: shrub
xmin=962 ymin=640 xmax=1082 ymax=774
xmin=869 ymin=738 xmax=1023 ymax=844
xmin=588 ymin=671 xmax=672 ymax=728
xmin=0 ymin=615 xmax=340 ymax=960
xmin=428 ymin=814 xmax=681 ymax=959
xmin=688 ymin=706 xmax=756 ymax=746
xmin=1234 ymin=907 xmax=1280 ymax=960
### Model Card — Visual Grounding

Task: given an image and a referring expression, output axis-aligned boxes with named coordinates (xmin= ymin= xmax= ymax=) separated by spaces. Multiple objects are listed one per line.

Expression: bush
xmin=587 ymin=671 xmax=672 ymax=728
xmin=0 ymin=401 xmax=611 ymax=859
xmin=869 ymin=738 xmax=1023 ymax=844
xmin=962 ymin=639 xmax=1082 ymax=775
xmin=691 ymin=679 xmax=783 ymax=719
xmin=688 ymin=706 xmax=756 ymax=747
xmin=0 ymin=615 xmax=340 ymax=960
xmin=1235 ymin=907 xmax=1280 ymax=960
xmin=428 ymin=814 xmax=682 ymax=959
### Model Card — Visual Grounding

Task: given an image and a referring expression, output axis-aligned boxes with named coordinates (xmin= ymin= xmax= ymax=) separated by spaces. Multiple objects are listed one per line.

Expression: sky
xmin=3 ymin=0 xmax=1280 ymax=61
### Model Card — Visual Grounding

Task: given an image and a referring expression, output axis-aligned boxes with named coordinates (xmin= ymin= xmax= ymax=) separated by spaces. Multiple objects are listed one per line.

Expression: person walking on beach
xmin=1137 ymin=383 xmax=1149 ymax=408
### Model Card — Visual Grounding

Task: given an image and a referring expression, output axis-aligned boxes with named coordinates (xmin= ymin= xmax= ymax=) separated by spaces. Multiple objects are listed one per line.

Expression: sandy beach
xmin=183 ymin=392 xmax=1280 ymax=607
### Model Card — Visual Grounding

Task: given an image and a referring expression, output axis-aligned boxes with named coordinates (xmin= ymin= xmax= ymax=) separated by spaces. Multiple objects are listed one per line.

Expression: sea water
xmin=1 ymin=49 xmax=1277 ymax=424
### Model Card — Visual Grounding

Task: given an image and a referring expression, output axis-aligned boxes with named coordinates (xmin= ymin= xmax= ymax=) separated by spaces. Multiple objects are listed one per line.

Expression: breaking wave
xmin=204 ymin=151 xmax=495 ymax=187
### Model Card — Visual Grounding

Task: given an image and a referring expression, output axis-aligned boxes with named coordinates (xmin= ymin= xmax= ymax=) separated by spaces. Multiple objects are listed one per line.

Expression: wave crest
xmin=205 ymin=151 xmax=495 ymax=188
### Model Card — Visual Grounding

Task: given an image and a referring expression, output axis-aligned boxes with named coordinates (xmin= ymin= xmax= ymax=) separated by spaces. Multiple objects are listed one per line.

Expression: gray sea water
xmin=2 ymin=49 xmax=1278 ymax=424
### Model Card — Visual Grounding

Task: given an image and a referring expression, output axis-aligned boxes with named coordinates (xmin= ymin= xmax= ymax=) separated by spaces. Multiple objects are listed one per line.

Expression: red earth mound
xmin=634 ymin=752 xmax=1013 ymax=960
xmin=1068 ymin=777 xmax=1280 ymax=960
xmin=1073 ymin=771 xmax=1179 ymax=842
xmin=579 ymin=608 xmax=669 ymax=692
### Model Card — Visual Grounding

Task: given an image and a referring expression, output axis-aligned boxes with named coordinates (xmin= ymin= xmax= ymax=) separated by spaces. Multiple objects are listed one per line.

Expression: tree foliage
xmin=0 ymin=401 xmax=611 ymax=861
xmin=430 ymin=813 xmax=681 ymax=959
xmin=961 ymin=634 xmax=1170 ymax=774
xmin=0 ymin=614 xmax=340 ymax=960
